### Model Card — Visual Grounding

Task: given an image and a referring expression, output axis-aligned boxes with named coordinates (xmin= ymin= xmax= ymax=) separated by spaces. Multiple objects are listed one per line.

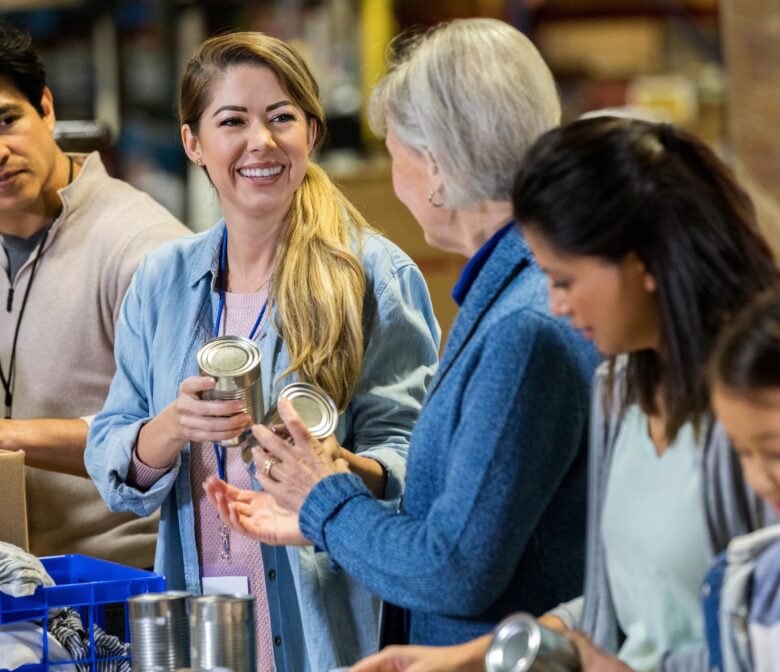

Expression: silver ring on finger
xmin=263 ymin=457 xmax=280 ymax=478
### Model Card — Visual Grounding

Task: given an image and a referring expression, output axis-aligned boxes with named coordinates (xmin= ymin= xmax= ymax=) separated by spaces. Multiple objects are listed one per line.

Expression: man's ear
xmin=181 ymin=124 xmax=203 ymax=165
xmin=40 ymin=87 xmax=56 ymax=132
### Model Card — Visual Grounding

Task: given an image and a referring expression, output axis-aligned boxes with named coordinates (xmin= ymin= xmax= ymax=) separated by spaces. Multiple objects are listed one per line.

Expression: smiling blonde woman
xmin=85 ymin=32 xmax=440 ymax=672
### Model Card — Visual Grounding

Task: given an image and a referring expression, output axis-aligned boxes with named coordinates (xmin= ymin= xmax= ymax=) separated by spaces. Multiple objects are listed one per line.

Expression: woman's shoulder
xmin=356 ymin=229 xmax=428 ymax=300
xmin=139 ymin=229 xmax=213 ymax=280
xmin=359 ymin=229 xmax=417 ymax=273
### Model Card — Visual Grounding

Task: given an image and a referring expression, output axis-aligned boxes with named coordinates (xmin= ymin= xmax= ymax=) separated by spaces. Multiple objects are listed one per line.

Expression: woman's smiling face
xmin=182 ymin=64 xmax=315 ymax=225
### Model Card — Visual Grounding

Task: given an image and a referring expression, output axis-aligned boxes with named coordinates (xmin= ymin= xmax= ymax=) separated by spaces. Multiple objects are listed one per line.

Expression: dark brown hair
xmin=513 ymin=117 xmax=779 ymax=440
xmin=711 ymin=291 xmax=780 ymax=395
xmin=0 ymin=21 xmax=46 ymax=115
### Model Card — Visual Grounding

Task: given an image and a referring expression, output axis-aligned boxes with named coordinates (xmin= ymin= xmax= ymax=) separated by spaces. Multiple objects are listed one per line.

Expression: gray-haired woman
xmin=205 ymin=17 xmax=598 ymax=651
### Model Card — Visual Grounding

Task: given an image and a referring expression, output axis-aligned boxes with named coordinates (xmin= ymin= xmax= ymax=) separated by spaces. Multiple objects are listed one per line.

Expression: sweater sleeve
xmin=549 ymin=596 xmax=585 ymax=629
xmin=86 ymin=257 xmax=181 ymax=517
xmin=345 ymin=262 xmax=440 ymax=500
xmin=299 ymin=312 xmax=591 ymax=615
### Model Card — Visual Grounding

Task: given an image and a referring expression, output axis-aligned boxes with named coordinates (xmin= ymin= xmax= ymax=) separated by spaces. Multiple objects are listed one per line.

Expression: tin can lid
xmin=189 ymin=594 xmax=255 ymax=623
xmin=127 ymin=591 xmax=191 ymax=619
xmin=279 ymin=382 xmax=338 ymax=439
xmin=197 ymin=336 xmax=261 ymax=379
xmin=484 ymin=613 xmax=539 ymax=672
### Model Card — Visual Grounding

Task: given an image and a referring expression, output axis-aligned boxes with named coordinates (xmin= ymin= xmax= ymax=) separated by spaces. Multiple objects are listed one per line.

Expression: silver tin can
xmin=197 ymin=336 xmax=264 ymax=448
xmin=190 ymin=594 xmax=256 ymax=672
xmin=242 ymin=382 xmax=338 ymax=473
xmin=484 ymin=613 xmax=580 ymax=672
xmin=128 ymin=591 xmax=191 ymax=671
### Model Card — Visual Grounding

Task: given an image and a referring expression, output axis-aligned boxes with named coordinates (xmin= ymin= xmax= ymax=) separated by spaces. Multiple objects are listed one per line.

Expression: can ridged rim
xmin=279 ymin=382 xmax=338 ymax=439
xmin=484 ymin=613 xmax=540 ymax=672
xmin=197 ymin=336 xmax=261 ymax=378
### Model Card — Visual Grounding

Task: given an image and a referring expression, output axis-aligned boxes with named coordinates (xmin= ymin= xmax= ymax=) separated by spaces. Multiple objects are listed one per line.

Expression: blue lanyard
xmin=213 ymin=225 xmax=268 ymax=480
xmin=213 ymin=226 xmax=268 ymax=340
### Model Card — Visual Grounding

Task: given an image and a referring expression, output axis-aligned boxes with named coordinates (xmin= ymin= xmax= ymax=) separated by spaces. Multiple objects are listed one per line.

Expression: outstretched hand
xmin=253 ymin=397 xmax=350 ymax=512
xmin=203 ymin=476 xmax=309 ymax=546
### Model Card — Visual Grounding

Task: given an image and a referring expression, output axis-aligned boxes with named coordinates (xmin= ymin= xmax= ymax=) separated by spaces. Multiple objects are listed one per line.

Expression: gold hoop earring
xmin=427 ymin=189 xmax=444 ymax=208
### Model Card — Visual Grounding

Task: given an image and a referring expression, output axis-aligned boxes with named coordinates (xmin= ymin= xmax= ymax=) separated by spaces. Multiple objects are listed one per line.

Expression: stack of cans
xmin=198 ymin=336 xmax=264 ymax=448
xmin=128 ymin=592 xmax=191 ymax=671
xmin=190 ymin=594 xmax=256 ymax=672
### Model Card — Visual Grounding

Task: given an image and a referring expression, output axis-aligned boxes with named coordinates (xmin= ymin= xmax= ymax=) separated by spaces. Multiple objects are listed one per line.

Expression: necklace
xmin=227 ymin=273 xmax=272 ymax=294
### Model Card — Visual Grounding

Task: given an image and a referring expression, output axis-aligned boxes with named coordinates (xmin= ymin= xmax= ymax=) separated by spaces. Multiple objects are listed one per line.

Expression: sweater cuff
xmin=299 ymin=472 xmax=371 ymax=550
xmin=127 ymin=445 xmax=174 ymax=491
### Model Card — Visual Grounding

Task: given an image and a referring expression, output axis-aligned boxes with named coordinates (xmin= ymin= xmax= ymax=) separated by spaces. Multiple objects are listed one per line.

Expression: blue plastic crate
xmin=0 ymin=554 xmax=165 ymax=671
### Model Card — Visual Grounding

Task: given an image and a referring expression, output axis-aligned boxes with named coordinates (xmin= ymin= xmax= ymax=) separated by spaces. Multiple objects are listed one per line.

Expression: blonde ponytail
xmin=271 ymin=163 xmax=369 ymax=410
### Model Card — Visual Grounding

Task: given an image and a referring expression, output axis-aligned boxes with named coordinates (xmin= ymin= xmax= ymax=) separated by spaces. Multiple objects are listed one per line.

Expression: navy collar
xmin=451 ymin=221 xmax=515 ymax=306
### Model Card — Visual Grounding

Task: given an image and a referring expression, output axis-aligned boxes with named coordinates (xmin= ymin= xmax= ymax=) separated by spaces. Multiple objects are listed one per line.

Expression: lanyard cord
xmin=1 ymin=229 xmax=49 ymax=416
xmin=1 ymin=156 xmax=73 ymax=418
xmin=212 ymin=225 xmax=269 ymax=480
xmin=213 ymin=226 xmax=268 ymax=340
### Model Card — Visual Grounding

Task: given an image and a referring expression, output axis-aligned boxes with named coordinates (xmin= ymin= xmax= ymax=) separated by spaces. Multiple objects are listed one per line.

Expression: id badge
xmin=202 ymin=575 xmax=250 ymax=596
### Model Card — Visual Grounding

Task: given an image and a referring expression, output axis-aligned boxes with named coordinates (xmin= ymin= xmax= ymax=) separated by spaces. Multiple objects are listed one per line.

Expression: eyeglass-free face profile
xmin=523 ymin=228 xmax=662 ymax=357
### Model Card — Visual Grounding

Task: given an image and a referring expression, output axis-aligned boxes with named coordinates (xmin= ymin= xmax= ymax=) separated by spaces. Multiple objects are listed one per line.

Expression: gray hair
xmin=369 ymin=18 xmax=560 ymax=208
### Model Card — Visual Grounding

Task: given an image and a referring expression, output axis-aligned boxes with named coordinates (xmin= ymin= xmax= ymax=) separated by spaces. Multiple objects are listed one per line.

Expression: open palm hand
xmin=203 ymin=476 xmax=309 ymax=546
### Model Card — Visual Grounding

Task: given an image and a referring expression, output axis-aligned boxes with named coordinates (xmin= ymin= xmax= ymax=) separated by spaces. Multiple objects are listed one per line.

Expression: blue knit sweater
xmin=300 ymin=227 xmax=599 ymax=646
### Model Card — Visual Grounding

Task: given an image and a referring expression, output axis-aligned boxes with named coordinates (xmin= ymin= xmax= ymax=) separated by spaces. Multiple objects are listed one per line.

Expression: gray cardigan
xmin=551 ymin=360 xmax=777 ymax=672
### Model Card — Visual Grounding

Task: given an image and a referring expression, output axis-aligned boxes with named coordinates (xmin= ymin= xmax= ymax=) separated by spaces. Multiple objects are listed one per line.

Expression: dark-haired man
xmin=0 ymin=21 xmax=188 ymax=565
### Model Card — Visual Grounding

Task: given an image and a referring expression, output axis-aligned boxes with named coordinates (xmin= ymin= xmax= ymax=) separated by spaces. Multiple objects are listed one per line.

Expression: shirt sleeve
xmin=299 ymin=311 xmax=591 ymax=615
xmin=85 ymin=257 xmax=182 ymax=517
xmin=345 ymin=261 xmax=440 ymax=501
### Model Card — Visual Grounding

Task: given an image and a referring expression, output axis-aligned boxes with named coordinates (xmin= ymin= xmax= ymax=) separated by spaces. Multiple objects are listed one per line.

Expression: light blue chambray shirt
xmin=86 ymin=221 xmax=440 ymax=671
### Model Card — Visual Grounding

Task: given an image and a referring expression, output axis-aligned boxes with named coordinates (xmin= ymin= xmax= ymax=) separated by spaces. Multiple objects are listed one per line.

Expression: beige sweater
xmin=0 ymin=152 xmax=188 ymax=566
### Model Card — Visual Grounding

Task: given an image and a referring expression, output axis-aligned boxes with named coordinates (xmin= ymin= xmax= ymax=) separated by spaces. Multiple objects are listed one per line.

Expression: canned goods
xmin=128 ymin=591 xmax=191 ymax=671
xmin=190 ymin=594 xmax=256 ymax=672
xmin=484 ymin=613 xmax=580 ymax=672
xmin=242 ymin=382 xmax=338 ymax=474
xmin=197 ymin=336 xmax=264 ymax=448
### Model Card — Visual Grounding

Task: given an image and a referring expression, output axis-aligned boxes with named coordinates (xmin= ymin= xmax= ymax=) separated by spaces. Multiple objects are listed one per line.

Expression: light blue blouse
xmin=85 ymin=221 xmax=441 ymax=671
xmin=602 ymin=404 xmax=712 ymax=671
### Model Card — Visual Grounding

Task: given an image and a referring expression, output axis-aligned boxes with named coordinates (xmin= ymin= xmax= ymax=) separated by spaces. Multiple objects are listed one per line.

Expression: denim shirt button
xmin=268 ymin=569 xmax=277 ymax=580
xmin=274 ymin=635 xmax=282 ymax=646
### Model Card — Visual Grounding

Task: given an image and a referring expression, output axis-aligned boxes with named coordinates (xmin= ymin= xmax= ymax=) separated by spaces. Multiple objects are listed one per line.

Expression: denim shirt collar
xmin=187 ymin=219 xmax=225 ymax=289
xmin=451 ymin=221 xmax=515 ymax=306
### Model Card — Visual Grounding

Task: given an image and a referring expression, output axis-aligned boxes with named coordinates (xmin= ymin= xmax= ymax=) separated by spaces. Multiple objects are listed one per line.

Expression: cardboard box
xmin=0 ymin=449 xmax=29 ymax=552
xmin=536 ymin=18 xmax=664 ymax=79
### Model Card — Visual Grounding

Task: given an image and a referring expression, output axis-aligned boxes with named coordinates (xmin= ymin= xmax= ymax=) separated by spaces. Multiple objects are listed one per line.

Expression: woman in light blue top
xmin=351 ymin=118 xmax=780 ymax=672
xmin=84 ymin=32 xmax=440 ymax=672
xmin=515 ymin=118 xmax=780 ymax=672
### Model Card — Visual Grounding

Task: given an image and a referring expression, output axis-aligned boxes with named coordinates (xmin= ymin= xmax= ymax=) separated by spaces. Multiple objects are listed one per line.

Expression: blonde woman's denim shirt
xmin=86 ymin=221 xmax=441 ymax=672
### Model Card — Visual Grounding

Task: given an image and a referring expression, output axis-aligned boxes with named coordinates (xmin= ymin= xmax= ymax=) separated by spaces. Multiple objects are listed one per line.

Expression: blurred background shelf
xmin=1 ymin=0 xmax=777 ymax=336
